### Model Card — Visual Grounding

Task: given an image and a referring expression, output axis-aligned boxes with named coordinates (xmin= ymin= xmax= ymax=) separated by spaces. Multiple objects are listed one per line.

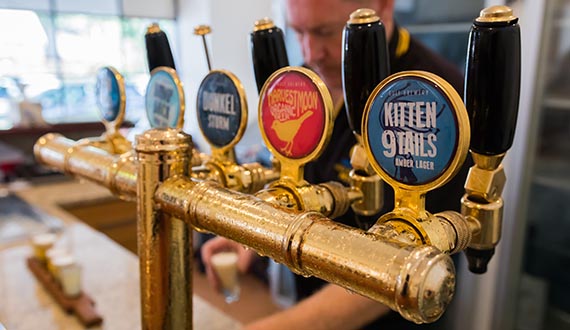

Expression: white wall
xmin=451 ymin=1 xmax=547 ymax=330
xmin=176 ymin=0 xmax=278 ymax=156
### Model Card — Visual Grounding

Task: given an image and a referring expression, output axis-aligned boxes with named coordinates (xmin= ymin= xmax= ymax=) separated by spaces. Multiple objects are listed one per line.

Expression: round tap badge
xmin=259 ymin=67 xmax=333 ymax=163
xmin=95 ymin=66 xmax=125 ymax=128
xmin=197 ymin=70 xmax=247 ymax=149
xmin=363 ymin=71 xmax=469 ymax=191
xmin=145 ymin=67 xmax=185 ymax=129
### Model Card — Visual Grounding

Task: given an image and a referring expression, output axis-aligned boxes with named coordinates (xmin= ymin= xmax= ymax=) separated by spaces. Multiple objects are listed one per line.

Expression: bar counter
xmin=0 ymin=180 xmax=279 ymax=329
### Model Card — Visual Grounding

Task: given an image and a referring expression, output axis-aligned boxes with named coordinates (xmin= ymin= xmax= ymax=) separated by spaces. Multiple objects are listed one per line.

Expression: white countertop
xmin=0 ymin=180 xmax=242 ymax=330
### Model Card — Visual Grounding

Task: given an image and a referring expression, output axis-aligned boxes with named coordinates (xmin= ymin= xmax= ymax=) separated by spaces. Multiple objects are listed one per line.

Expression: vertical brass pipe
xmin=135 ymin=129 xmax=193 ymax=330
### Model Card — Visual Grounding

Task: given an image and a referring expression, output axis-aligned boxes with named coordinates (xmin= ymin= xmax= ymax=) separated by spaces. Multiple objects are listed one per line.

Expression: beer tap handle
xmin=194 ymin=25 xmax=213 ymax=71
xmin=463 ymin=6 xmax=521 ymax=274
xmin=250 ymin=18 xmax=289 ymax=93
xmin=342 ymin=8 xmax=389 ymax=136
xmin=145 ymin=23 xmax=176 ymax=72
xmin=465 ymin=6 xmax=521 ymax=156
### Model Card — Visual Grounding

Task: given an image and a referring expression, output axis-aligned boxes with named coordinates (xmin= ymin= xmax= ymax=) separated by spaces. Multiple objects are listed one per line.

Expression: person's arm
xmin=244 ymin=283 xmax=391 ymax=330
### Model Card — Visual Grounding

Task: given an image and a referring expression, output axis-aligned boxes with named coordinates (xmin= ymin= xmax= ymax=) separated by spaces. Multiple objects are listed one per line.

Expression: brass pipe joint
xmin=371 ymin=209 xmax=473 ymax=255
xmin=461 ymin=194 xmax=502 ymax=250
xmin=464 ymin=153 xmax=506 ymax=201
xmin=349 ymin=169 xmax=383 ymax=216
xmin=254 ymin=179 xmax=358 ymax=219
xmin=350 ymin=142 xmax=374 ymax=174
xmin=191 ymin=160 xmax=279 ymax=194
xmin=461 ymin=152 xmax=506 ymax=273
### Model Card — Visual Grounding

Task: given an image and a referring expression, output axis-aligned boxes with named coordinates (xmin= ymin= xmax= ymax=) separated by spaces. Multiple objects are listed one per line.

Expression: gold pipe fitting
xmin=350 ymin=143 xmax=373 ymax=174
xmin=191 ymin=148 xmax=209 ymax=167
xmin=156 ymin=178 xmax=456 ymax=324
xmin=471 ymin=152 xmax=505 ymax=171
xmin=461 ymin=194 xmax=503 ymax=250
xmin=191 ymin=161 xmax=279 ymax=194
xmin=319 ymin=181 xmax=353 ymax=219
xmin=256 ymin=180 xmax=335 ymax=215
xmin=349 ymin=169 xmax=383 ymax=216
xmin=434 ymin=211 xmax=473 ymax=254
xmin=256 ymin=179 xmax=352 ymax=218
xmin=464 ymin=163 xmax=506 ymax=201
xmin=372 ymin=207 xmax=474 ymax=255
xmin=240 ymin=162 xmax=280 ymax=193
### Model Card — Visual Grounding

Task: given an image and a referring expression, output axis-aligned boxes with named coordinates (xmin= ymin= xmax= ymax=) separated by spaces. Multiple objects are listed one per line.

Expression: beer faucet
xmin=31 ymin=5 xmax=520 ymax=328
xmin=251 ymin=17 xmax=381 ymax=219
xmin=250 ymin=18 xmax=289 ymax=93
xmin=462 ymin=5 xmax=521 ymax=273
xmin=353 ymin=6 xmax=521 ymax=268
xmin=188 ymin=23 xmax=280 ymax=193
xmin=341 ymin=9 xmax=387 ymax=217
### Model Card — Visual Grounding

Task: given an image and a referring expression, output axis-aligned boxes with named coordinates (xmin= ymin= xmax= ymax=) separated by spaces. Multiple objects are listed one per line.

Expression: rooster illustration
xmin=271 ymin=110 xmax=314 ymax=156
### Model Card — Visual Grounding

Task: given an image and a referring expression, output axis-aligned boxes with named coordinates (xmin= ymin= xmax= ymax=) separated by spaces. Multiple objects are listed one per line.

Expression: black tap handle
xmin=465 ymin=6 xmax=521 ymax=156
xmin=250 ymin=18 xmax=289 ymax=93
xmin=145 ymin=23 xmax=176 ymax=72
xmin=342 ymin=8 xmax=390 ymax=135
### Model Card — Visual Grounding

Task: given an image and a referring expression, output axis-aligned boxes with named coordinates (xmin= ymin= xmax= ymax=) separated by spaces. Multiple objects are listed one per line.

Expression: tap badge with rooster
xmin=260 ymin=68 xmax=329 ymax=161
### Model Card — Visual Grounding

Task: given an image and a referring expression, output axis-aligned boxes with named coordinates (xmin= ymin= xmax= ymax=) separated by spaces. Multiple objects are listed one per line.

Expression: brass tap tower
xmin=32 ymin=5 xmax=521 ymax=330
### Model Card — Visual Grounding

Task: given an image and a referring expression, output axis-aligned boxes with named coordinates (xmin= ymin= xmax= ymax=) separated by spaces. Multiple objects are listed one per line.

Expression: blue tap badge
xmin=96 ymin=67 xmax=124 ymax=123
xmin=363 ymin=72 xmax=468 ymax=189
xmin=145 ymin=68 xmax=184 ymax=129
xmin=197 ymin=71 xmax=246 ymax=149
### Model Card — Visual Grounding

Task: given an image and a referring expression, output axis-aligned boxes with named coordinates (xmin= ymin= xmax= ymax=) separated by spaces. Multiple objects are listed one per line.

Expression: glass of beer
xmin=211 ymin=251 xmax=240 ymax=303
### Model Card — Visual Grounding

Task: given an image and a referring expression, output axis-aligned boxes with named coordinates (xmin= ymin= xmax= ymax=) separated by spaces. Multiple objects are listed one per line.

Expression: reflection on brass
xmin=258 ymin=178 xmax=359 ymax=219
xmin=349 ymin=143 xmax=372 ymax=173
xmin=135 ymin=129 xmax=192 ymax=330
xmin=77 ymin=132 xmax=132 ymax=155
xmin=374 ymin=196 xmax=474 ymax=254
xmin=146 ymin=23 xmax=161 ymax=35
xmin=253 ymin=17 xmax=275 ymax=32
xmin=191 ymin=148 xmax=209 ymax=167
xmin=471 ymin=152 xmax=505 ymax=171
xmin=434 ymin=211 xmax=472 ymax=254
xmin=464 ymin=164 xmax=506 ymax=201
xmin=461 ymin=194 xmax=503 ymax=250
xmin=156 ymin=178 xmax=456 ymax=324
xmin=348 ymin=8 xmax=380 ymax=25
xmin=349 ymin=169 xmax=383 ymax=216
xmin=319 ymin=181 xmax=353 ymax=219
xmin=191 ymin=159 xmax=279 ymax=194
xmin=33 ymin=133 xmax=137 ymax=201
xmin=193 ymin=24 xmax=211 ymax=36
xmin=476 ymin=5 xmax=517 ymax=23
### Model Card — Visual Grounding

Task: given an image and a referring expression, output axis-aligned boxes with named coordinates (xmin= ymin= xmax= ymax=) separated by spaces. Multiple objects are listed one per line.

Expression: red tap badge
xmin=260 ymin=70 xmax=326 ymax=160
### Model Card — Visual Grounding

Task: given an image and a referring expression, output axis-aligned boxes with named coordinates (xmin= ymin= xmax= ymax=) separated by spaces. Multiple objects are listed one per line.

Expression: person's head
xmin=285 ymin=0 xmax=395 ymax=103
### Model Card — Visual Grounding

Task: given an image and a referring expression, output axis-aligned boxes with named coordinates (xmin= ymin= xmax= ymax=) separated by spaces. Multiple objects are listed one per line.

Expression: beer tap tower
xmin=33 ymin=5 xmax=520 ymax=329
